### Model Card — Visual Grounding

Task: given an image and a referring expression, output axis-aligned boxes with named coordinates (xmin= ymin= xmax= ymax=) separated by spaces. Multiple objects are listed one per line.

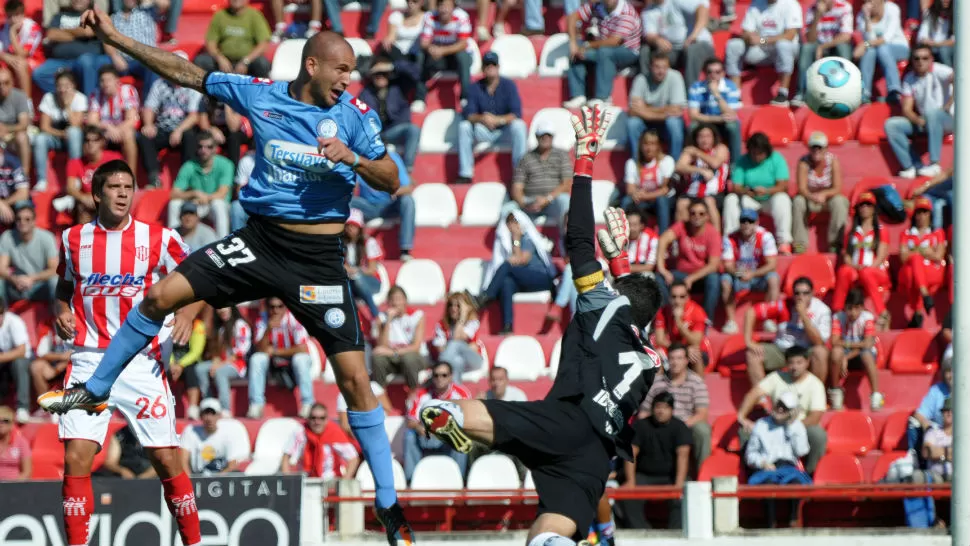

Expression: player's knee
xmin=142 ymin=283 xmax=181 ymax=317
xmin=146 ymin=447 xmax=183 ymax=477
xmin=337 ymin=367 xmax=373 ymax=407
xmin=63 ymin=444 xmax=96 ymax=474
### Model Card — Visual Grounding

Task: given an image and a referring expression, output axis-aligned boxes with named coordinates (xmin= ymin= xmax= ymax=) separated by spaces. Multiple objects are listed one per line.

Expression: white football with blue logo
xmin=805 ymin=57 xmax=863 ymax=119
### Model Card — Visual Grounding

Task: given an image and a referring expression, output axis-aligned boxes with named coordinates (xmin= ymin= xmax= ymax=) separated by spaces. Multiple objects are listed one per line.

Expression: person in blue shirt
xmin=36 ymin=11 xmax=416 ymax=545
xmin=687 ymin=58 xmax=743 ymax=161
xmin=358 ymin=57 xmax=420 ymax=173
xmin=908 ymin=361 xmax=952 ymax=454
xmin=351 ymin=150 xmax=416 ymax=261
xmin=456 ymin=51 xmax=527 ymax=184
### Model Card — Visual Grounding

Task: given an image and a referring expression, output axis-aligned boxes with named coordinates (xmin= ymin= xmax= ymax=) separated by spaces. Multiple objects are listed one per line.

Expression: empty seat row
xmin=357 ymin=453 xmax=531 ymax=492
xmin=700 ymin=450 xmax=912 ymax=485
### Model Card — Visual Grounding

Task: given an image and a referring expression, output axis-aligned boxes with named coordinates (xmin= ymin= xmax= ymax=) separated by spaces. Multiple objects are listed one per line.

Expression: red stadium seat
xmin=799 ymin=110 xmax=855 ymax=146
xmin=856 ymin=103 xmax=892 ymax=145
xmin=710 ymin=413 xmax=742 ymax=452
xmin=715 ymin=334 xmax=748 ymax=376
xmin=814 ymin=452 xmax=864 ymax=485
xmin=869 ymin=451 xmax=909 ymax=483
xmin=887 ymin=329 xmax=939 ymax=374
xmin=825 ymin=411 xmax=876 ymax=455
xmin=133 ymin=189 xmax=172 ymax=224
xmin=879 ymin=410 xmax=912 ymax=452
xmin=746 ymin=107 xmax=798 ymax=146
xmin=783 ymin=254 xmax=836 ymax=298
xmin=698 ymin=451 xmax=743 ymax=482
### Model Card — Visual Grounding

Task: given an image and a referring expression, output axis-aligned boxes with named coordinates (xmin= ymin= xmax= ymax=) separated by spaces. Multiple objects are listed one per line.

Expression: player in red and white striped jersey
xmin=431 ymin=291 xmax=486 ymax=380
xmin=832 ymin=192 xmax=891 ymax=329
xmin=415 ymin=0 xmax=473 ymax=111
xmin=719 ymin=209 xmax=781 ymax=334
xmin=87 ymin=66 xmax=140 ymax=174
xmin=48 ymin=159 xmax=203 ymax=546
xmin=828 ymin=287 xmax=882 ymax=411
xmin=898 ymin=197 xmax=947 ymax=328
xmin=565 ymin=0 xmax=642 ymax=106
xmin=625 ymin=209 xmax=658 ymax=275
xmin=249 ymin=296 xmax=316 ymax=418
xmin=404 ymin=361 xmax=472 ymax=480
xmin=0 ymin=1 xmax=42 ymax=97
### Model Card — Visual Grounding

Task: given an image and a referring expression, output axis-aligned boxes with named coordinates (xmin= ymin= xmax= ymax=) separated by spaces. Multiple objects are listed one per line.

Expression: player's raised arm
xmin=80 ymin=9 xmax=207 ymax=92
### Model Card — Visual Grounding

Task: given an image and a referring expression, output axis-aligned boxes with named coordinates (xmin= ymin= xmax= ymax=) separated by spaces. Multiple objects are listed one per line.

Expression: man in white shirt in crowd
xmin=724 ymin=0 xmax=803 ymax=106
xmin=371 ymin=285 xmax=428 ymax=389
xmin=247 ymin=297 xmax=315 ymax=419
xmin=479 ymin=366 xmax=527 ymax=402
xmin=884 ymin=44 xmax=954 ymax=179
xmin=793 ymin=0 xmax=853 ymax=105
xmin=720 ymin=208 xmax=781 ymax=334
xmin=0 ymin=296 xmax=30 ymax=423
xmin=737 ymin=345 xmax=828 ymax=474
xmin=626 ymin=51 xmax=688 ymax=162
xmin=180 ymin=398 xmax=250 ymax=476
xmin=176 ymin=202 xmax=219 ymax=252
xmin=33 ymin=71 xmax=86 ymax=192
xmin=639 ymin=0 xmax=715 ymax=88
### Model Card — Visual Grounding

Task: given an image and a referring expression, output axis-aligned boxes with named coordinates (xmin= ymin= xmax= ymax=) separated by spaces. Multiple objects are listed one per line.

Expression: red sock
xmin=162 ymin=473 xmax=202 ymax=546
xmin=62 ymin=475 xmax=95 ymax=546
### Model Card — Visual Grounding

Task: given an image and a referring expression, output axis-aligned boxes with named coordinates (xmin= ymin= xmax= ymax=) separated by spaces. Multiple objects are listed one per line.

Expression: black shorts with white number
xmin=177 ymin=215 xmax=365 ymax=354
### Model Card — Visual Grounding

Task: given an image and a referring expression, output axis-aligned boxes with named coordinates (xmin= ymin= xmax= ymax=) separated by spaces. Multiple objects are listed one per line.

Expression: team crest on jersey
xmin=79 ymin=244 xmax=92 ymax=261
xmin=317 ymin=119 xmax=338 ymax=139
xmin=135 ymin=245 xmax=149 ymax=261
xmin=325 ymin=308 xmax=346 ymax=328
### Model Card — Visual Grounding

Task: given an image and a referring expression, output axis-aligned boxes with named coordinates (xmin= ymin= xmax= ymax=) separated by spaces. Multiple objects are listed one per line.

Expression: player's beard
xmin=309 ymin=79 xmax=335 ymax=107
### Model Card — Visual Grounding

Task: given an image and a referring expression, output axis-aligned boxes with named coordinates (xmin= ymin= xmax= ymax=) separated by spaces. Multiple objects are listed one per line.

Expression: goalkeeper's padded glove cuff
xmin=609 ymin=253 xmax=631 ymax=279
xmin=574 ymin=157 xmax=595 ymax=179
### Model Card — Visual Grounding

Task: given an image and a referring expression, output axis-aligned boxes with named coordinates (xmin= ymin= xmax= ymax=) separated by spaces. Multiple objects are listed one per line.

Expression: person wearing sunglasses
xmin=60 ymin=125 xmax=121 ymax=223
xmin=793 ymin=132 xmax=849 ymax=254
xmin=180 ymin=398 xmax=249 ymax=476
xmin=832 ymin=191 xmax=891 ymax=330
xmin=167 ymin=130 xmax=233 ymax=238
xmin=403 ymin=361 xmax=471 ymax=481
xmin=0 ymin=405 xmax=30 ymax=480
xmin=720 ymin=208 xmax=781 ymax=335
xmin=897 ymin=196 xmax=946 ymax=329
xmin=655 ymin=197 xmax=722 ymax=320
xmin=248 ymin=297 xmax=316 ymax=419
xmin=883 ymin=44 xmax=953 ymax=179
xmin=0 ymin=202 xmax=59 ymax=304
xmin=282 ymin=402 xmax=360 ymax=479
xmin=686 ymin=59 xmax=743 ymax=162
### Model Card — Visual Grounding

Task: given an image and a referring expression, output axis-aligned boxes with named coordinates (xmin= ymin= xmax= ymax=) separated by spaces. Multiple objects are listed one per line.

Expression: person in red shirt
xmin=281 ymin=403 xmax=360 ymax=479
xmin=653 ymin=281 xmax=709 ymax=373
xmin=0 ymin=405 xmax=29 ymax=480
xmin=832 ymin=192 xmax=891 ymax=330
xmin=60 ymin=126 xmax=123 ymax=223
xmin=898 ymin=197 xmax=947 ymax=328
xmin=403 ymin=361 xmax=472 ymax=480
xmin=655 ymin=198 xmax=722 ymax=320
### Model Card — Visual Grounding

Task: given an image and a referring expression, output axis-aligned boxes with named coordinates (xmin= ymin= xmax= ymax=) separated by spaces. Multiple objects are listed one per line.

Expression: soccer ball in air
xmin=804 ymin=57 xmax=864 ymax=119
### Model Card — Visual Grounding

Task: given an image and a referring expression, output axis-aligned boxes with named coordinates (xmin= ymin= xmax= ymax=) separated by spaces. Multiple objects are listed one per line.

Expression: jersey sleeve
xmin=761 ymin=232 xmax=778 ymax=257
xmin=721 ymin=236 xmax=735 ymax=261
xmin=348 ymin=101 xmax=388 ymax=161
xmin=431 ymin=322 xmax=447 ymax=348
xmin=203 ymin=72 xmax=267 ymax=116
xmin=159 ymin=228 xmax=190 ymax=275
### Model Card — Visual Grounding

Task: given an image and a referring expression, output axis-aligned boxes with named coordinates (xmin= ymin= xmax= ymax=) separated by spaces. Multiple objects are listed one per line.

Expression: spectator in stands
xmin=326 ymin=0 xmax=386 ymax=38
xmin=176 ymin=203 xmax=219 ymax=254
xmin=921 ymin=396 xmax=953 ymax=482
xmin=359 ymin=58 xmax=420 ymax=174
xmin=0 ymin=297 xmax=30 ymax=424
xmin=351 ymin=151 xmax=415 ymax=261
xmin=623 ymin=209 xmax=659 ymax=276
xmin=168 ymin=316 xmax=206 ymax=419
xmin=832 ymin=192 xmax=891 ymax=329
xmin=827 ymin=288 xmax=881 ymax=411
xmin=28 ymin=323 xmax=72 ymax=412
xmin=620 ymin=392 xmax=689 ymax=529
xmin=655 ymin=198 xmax=721 ymax=320
xmin=282 ymin=403 xmax=361 ymax=478
xmin=854 ymin=0 xmax=908 ymax=104
xmin=0 ymin=148 xmax=28 ymax=227
xmin=270 ymin=0 xmax=323 ymax=41
xmin=737 ymin=345 xmax=827 ymax=474
xmin=563 ymin=0 xmax=642 ymax=108
xmin=109 ymin=0 xmax=160 ymax=92
xmin=622 ymin=131 xmax=676 ymax=233
xmin=654 ymin=283 xmax=709 ymax=373
xmin=917 ymin=0 xmax=953 ymax=67
xmin=35 ymin=0 xmax=110 ymax=97
xmin=724 ymin=132 xmax=794 ymax=254
xmin=640 ymin=344 xmax=711 ymax=467
xmin=898 ymin=197 xmax=946 ymax=328
xmin=744 ymin=276 xmax=831 ymax=384
xmin=687 ymin=59 xmax=742 ymax=161
xmin=627 ymin=51 xmax=687 ymax=164
xmin=479 ymin=366 xmax=527 ymax=401
xmin=544 ymin=213 xmax=580 ymax=323
xmin=34 ymin=71 xmax=86 ymax=193
xmin=196 ymin=306 xmax=252 ymax=416
xmin=638 ymin=0 xmax=714 ymax=87
xmin=98 ymin=425 xmax=154 ymax=478
xmin=61 ymin=126 xmax=122 ymax=223
xmin=884 ymin=45 xmax=953 ymax=179
xmin=371 ymin=285 xmax=428 ymax=388
xmin=720 ymin=208 xmax=781 ymax=334
xmin=911 ymin=164 xmax=952 ymax=230
xmin=336 ymin=380 xmax=393 ymax=437
xmin=181 ymin=398 xmax=249 ymax=475
xmin=0 ymin=405 xmax=29 ymax=479
xmin=675 ymin=122 xmax=730 ymax=228
xmin=909 ymin=360 xmax=952 ymax=451
xmin=0 ymin=67 xmax=30 ymax=179
xmin=478 ymin=210 xmax=557 ymax=335
xmin=793 ymin=0 xmax=853 ymax=105
xmin=414 ymin=0 xmax=473 ymax=113
xmin=792 ymin=132 xmax=850 ymax=254
xmin=342 ymin=209 xmax=384 ymax=318
xmin=457 ymin=52 xmax=527 ymax=185
xmin=432 ymin=292 xmax=485 ymax=382
xmin=195 ymin=0 xmax=272 ymax=78
xmin=109 ymin=0 xmax=182 ymax=44
xmin=199 ymin=94 xmax=247 ymax=166
xmin=725 ymin=0 xmax=802 ymax=106
xmin=381 ymin=0 xmax=425 ymax=62
xmin=168 ymin=131 xmax=234 ymax=238
xmin=44 ymin=0 xmax=107 ymax=26
xmin=136 ymin=52 xmax=203 ymax=189
xmin=232 ymin=151 xmax=254 ymax=230
xmin=248 ymin=297 xmax=315 ymax=419
xmin=87 ymin=66 xmax=139 ymax=175
xmin=0 ymin=1 xmax=42 ymax=98
xmin=0 ymin=203 xmax=58 ymax=304
xmin=509 ymin=121 xmax=572 ymax=226
xmin=404 ymin=361 xmax=472 ymax=480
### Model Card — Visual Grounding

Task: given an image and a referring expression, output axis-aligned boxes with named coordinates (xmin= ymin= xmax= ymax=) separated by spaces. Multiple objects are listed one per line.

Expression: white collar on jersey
xmin=96 ymin=215 xmax=133 ymax=232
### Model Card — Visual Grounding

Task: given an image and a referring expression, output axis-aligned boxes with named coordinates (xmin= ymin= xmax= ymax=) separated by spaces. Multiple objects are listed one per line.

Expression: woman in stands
xmin=622 ymin=131 xmax=676 ymax=233
xmin=854 ymin=0 xmax=909 ymax=104
xmin=917 ymin=0 xmax=954 ymax=66
xmin=0 ymin=405 xmax=29 ymax=479
xmin=381 ymin=0 xmax=426 ymax=62
xmin=342 ymin=208 xmax=384 ymax=318
xmin=792 ymin=132 xmax=850 ymax=254
xmin=675 ymin=123 xmax=729 ymax=231
xmin=194 ymin=306 xmax=253 ymax=418
xmin=432 ymin=292 xmax=485 ymax=382
xmin=169 ymin=316 xmax=207 ymax=420
xmin=897 ymin=197 xmax=947 ymax=328
xmin=832 ymin=192 xmax=892 ymax=330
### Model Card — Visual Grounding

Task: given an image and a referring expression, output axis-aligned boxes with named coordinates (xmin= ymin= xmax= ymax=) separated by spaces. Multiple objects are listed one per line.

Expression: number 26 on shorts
xmin=135 ymin=395 xmax=168 ymax=419
xmin=215 ymin=237 xmax=257 ymax=268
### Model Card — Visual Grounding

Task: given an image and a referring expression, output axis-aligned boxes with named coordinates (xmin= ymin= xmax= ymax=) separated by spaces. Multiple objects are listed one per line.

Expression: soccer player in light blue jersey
xmin=37 ymin=9 xmax=416 ymax=545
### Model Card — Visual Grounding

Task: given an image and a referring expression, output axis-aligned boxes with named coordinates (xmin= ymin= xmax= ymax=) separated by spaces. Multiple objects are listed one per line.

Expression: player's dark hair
xmin=792 ymin=276 xmax=814 ymax=293
xmin=702 ymin=57 xmax=723 ymax=73
xmin=690 ymin=123 xmax=721 ymax=147
xmin=649 ymin=50 xmax=669 ymax=65
xmin=54 ymin=69 xmax=77 ymax=87
xmin=613 ymin=274 xmax=663 ymax=331
xmin=746 ymin=132 xmax=773 ymax=158
xmin=845 ymin=287 xmax=865 ymax=308
xmin=652 ymin=391 xmax=675 ymax=409
xmin=667 ymin=343 xmax=688 ymax=359
xmin=91 ymin=159 xmax=134 ymax=198
xmin=4 ymin=1 xmax=24 ymax=14
xmin=785 ymin=345 xmax=810 ymax=361
xmin=97 ymin=65 xmax=120 ymax=79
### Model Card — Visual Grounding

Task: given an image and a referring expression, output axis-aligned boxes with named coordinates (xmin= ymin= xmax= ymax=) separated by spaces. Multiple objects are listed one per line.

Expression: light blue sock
xmin=348 ymin=407 xmax=397 ymax=509
xmin=596 ymin=519 xmax=615 ymax=538
xmin=86 ymin=307 xmax=163 ymax=397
